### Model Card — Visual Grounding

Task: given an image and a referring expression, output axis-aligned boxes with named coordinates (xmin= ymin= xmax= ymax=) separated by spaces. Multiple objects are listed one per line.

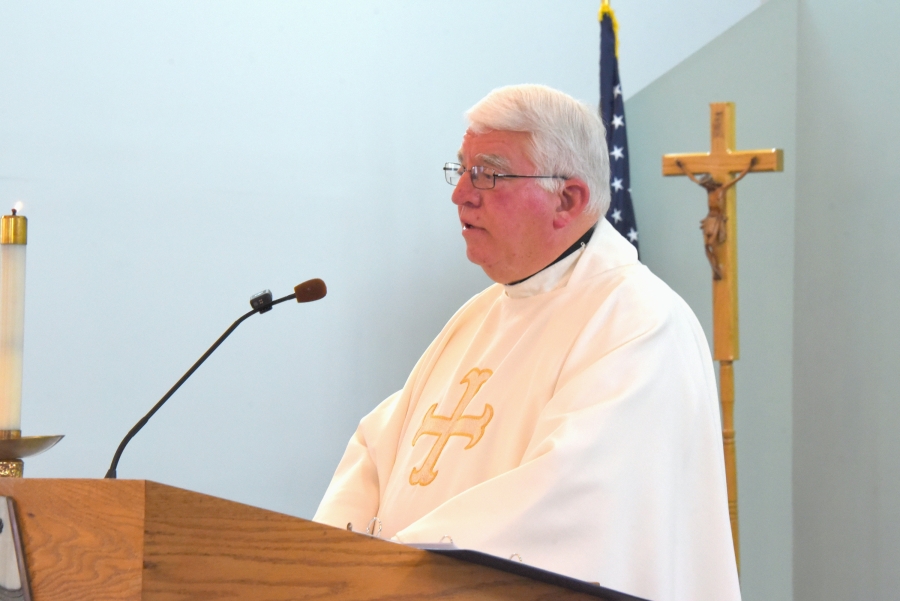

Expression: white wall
xmin=0 ymin=0 xmax=760 ymax=519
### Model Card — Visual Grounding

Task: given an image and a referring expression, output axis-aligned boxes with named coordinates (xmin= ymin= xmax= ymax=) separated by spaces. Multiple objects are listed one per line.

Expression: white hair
xmin=465 ymin=84 xmax=609 ymax=217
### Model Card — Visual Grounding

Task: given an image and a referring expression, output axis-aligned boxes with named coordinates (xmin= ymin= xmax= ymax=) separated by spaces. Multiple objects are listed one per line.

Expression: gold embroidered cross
xmin=409 ymin=368 xmax=494 ymax=486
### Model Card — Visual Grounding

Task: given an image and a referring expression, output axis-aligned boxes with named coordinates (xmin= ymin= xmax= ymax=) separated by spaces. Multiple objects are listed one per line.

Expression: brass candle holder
xmin=0 ymin=430 xmax=62 ymax=477
xmin=0 ymin=209 xmax=64 ymax=477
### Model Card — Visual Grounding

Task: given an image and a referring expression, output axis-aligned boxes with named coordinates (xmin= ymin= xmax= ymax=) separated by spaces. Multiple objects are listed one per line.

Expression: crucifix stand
xmin=662 ymin=102 xmax=783 ymax=572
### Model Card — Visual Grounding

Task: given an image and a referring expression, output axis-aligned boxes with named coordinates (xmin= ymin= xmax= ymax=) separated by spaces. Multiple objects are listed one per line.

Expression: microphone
xmin=103 ymin=278 xmax=327 ymax=479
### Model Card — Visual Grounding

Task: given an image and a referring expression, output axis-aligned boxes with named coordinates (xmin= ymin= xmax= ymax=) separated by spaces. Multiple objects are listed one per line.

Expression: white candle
xmin=0 ymin=209 xmax=27 ymax=432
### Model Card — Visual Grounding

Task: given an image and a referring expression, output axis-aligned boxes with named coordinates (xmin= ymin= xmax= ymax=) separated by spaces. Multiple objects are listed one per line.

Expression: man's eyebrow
xmin=477 ymin=154 xmax=510 ymax=171
xmin=474 ymin=153 xmax=511 ymax=171
xmin=456 ymin=152 xmax=512 ymax=171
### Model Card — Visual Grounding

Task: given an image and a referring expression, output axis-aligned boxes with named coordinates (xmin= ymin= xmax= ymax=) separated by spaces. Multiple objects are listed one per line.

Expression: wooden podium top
xmin=0 ymin=479 xmax=643 ymax=601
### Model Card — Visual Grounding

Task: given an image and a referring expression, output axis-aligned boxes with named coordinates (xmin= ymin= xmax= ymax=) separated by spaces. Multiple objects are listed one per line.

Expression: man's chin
xmin=464 ymin=249 xmax=506 ymax=282
xmin=464 ymin=245 xmax=489 ymax=267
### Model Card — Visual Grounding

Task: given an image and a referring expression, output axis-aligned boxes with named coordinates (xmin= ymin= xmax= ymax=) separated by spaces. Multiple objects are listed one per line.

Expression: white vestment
xmin=315 ymin=219 xmax=741 ymax=601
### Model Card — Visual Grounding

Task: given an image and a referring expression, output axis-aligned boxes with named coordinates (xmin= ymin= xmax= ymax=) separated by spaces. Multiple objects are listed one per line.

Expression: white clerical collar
xmin=503 ymin=245 xmax=586 ymax=299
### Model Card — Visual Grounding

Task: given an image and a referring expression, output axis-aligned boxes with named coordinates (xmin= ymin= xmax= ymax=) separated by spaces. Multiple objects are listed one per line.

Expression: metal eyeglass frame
xmin=443 ymin=162 xmax=568 ymax=190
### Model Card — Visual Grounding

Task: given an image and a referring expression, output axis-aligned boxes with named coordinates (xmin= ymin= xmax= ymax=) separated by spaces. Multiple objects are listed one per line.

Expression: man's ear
xmin=553 ymin=178 xmax=591 ymax=229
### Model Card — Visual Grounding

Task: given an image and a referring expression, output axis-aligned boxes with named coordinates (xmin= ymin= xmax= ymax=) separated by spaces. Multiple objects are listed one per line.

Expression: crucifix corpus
xmin=662 ymin=102 xmax=783 ymax=571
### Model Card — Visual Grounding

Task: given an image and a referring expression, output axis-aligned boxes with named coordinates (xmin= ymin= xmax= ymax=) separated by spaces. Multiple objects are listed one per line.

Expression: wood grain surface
xmin=0 ymin=480 xmax=607 ymax=601
xmin=141 ymin=481 xmax=601 ymax=600
xmin=0 ymin=479 xmax=145 ymax=601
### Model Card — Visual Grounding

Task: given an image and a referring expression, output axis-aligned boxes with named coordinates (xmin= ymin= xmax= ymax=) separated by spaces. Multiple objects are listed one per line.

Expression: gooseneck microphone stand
xmin=104 ymin=280 xmax=325 ymax=479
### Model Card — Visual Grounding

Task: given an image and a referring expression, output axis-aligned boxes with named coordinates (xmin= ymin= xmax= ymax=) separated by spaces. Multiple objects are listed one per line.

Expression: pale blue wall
xmin=0 ymin=0 xmax=591 ymax=517
xmin=626 ymin=1 xmax=797 ymax=599
xmin=0 ymin=0 xmax=761 ymax=521
xmin=629 ymin=0 xmax=900 ymax=599
xmin=793 ymin=2 xmax=900 ymax=600
xmin=596 ymin=0 xmax=761 ymax=97
xmin=11 ymin=1 xmax=898 ymax=599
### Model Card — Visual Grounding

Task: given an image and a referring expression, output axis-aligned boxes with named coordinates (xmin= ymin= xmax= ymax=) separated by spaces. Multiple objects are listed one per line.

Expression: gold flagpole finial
xmin=598 ymin=0 xmax=619 ymax=58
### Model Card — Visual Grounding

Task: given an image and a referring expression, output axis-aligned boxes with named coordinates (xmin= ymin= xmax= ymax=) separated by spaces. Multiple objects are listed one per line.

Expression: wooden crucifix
xmin=662 ymin=102 xmax=783 ymax=572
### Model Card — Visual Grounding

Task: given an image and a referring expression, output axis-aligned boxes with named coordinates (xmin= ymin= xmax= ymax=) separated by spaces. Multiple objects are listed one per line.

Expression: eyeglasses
xmin=443 ymin=162 xmax=568 ymax=190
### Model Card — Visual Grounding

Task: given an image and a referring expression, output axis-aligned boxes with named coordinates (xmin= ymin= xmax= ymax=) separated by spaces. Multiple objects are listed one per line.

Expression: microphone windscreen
xmin=294 ymin=278 xmax=327 ymax=303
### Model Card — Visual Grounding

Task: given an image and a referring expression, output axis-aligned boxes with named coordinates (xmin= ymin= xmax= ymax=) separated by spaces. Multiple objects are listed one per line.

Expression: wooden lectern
xmin=0 ymin=479 xmax=638 ymax=600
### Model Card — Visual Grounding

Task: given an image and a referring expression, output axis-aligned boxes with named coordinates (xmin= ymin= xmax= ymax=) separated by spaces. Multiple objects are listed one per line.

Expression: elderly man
xmin=314 ymin=85 xmax=740 ymax=601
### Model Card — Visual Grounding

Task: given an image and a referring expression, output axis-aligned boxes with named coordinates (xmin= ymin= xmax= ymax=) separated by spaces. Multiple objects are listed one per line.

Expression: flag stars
xmin=611 ymin=177 xmax=624 ymax=192
xmin=611 ymin=114 xmax=625 ymax=129
xmin=627 ymin=229 xmax=638 ymax=242
xmin=610 ymin=146 xmax=625 ymax=160
xmin=611 ymin=209 xmax=623 ymax=223
xmin=613 ymin=84 xmax=622 ymax=98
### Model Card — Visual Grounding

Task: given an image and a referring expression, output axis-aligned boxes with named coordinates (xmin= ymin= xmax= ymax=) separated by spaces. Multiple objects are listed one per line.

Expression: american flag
xmin=599 ymin=3 xmax=639 ymax=251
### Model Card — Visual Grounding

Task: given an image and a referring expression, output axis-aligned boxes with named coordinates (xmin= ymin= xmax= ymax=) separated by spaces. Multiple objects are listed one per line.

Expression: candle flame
xmin=12 ymin=201 xmax=24 ymax=215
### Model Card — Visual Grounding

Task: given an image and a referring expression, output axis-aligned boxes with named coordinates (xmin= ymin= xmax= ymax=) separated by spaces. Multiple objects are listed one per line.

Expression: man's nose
xmin=451 ymin=173 xmax=481 ymax=207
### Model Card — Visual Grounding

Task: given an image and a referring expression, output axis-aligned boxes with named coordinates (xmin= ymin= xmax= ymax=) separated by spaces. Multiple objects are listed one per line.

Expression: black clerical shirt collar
xmin=506 ymin=223 xmax=597 ymax=286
